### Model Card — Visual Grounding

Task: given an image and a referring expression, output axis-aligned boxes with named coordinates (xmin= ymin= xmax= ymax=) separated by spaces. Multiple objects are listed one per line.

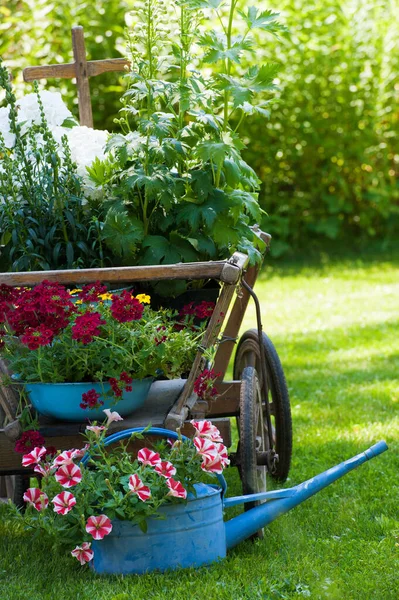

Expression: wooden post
xmin=23 ymin=26 xmax=130 ymax=127
xmin=71 ymin=26 xmax=93 ymax=127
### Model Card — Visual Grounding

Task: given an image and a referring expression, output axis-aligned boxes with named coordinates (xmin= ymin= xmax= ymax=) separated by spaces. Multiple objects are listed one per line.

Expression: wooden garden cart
xmin=0 ymin=27 xmax=292 ymax=509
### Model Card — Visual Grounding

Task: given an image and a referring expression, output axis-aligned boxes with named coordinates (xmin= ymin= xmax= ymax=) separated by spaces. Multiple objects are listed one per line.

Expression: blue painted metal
xmin=25 ymin=378 xmax=153 ymax=421
xmin=225 ymin=440 xmax=388 ymax=550
xmin=91 ymin=483 xmax=226 ymax=574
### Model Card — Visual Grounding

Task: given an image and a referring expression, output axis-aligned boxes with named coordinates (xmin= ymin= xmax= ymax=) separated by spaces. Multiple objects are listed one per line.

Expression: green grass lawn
xmin=1 ymin=252 xmax=399 ymax=600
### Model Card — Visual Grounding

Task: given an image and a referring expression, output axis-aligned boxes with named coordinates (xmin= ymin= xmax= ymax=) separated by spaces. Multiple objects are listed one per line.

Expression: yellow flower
xmin=136 ymin=294 xmax=151 ymax=304
xmin=69 ymin=288 xmax=82 ymax=295
xmin=99 ymin=293 xmax=113 ymax=301
xmin=75 ymin=299 xmax=83 ymax=305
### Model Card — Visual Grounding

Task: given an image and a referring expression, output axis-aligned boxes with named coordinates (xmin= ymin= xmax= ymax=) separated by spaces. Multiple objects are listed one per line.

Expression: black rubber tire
xmin=0 ymin=474 xmax=27 ymax=508
xmin=234 ymin=329 xmax=292 ymax=482
xmin=238 ymin=366 xmax=267 ymax=539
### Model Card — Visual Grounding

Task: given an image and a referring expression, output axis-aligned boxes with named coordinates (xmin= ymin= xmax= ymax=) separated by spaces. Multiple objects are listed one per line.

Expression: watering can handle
xmin=81 ymin=426 xmax=228 ymax=496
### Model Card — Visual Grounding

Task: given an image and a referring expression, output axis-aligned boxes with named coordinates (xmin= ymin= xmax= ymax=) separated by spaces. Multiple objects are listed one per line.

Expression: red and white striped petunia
xmin=137 ymin=447 xmax=161 ymax=466
xmin=52 ymin=450 xmax=77 ymax=467
xmin=71 ymin=542 xmax=94 ymax=565
xmin=85 ymin=515 xmax=113 ymax=540
xmin=85 ymin=425 xmax=106 ymax=437
xmin=128 ymin=474 xmax=151 ymax=501
xmin=52 ymin=491 xmax=76 ymax=515
xmin=193 ymin=436 xmax=218 ymax=460
xmin=190 ymin=420 xmax=223 ymax=442
xmin=201 ymin=453 xmax=224 ymax=474
xmin=34 ymin=463 xmax=54 ymax=477
xmin=55 ymin=463 xmax=82 ymax=488
xmin=22 ymin=446 xmax=47 ymax=467
xmin=154 ymin=461 xmax=176 ymax=479
xmin=214 ymin=443 xmax=230 ymax=468
xmin=166 ymin=478 xmax=187 ymax=499
xmin=71 ymin=444 xmax=90 ymax=460
xmin=103 ymin=409 xmax=123 ymax=425
xmin=23 ymin=487 xmax=49 ymax=511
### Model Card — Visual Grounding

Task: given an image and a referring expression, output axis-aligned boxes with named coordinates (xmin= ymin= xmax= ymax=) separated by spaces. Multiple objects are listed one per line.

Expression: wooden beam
xmin=71 ymin=26 xmax=93 ymax=127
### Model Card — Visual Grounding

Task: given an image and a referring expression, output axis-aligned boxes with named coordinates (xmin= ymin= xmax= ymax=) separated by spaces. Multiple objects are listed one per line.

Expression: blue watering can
xmin=87 ymin=428 xmax=388 ymax=575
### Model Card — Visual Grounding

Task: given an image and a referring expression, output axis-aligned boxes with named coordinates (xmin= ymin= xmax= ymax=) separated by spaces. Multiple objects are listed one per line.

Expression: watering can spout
xmin=225 ymin=440 xmax=388 ymax=550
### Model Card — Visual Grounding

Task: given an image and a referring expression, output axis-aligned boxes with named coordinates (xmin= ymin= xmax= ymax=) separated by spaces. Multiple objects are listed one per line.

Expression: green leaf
xmin=103 ymin=209 xmax=144 ymax=258
xmin=140 ymin=235 xmax=181 ymax=265
xmin=198 ymin=31 xmax=252 ymax=64
xmin=228 ymin=189 xmax=263 ymax=221
xmin=238 ymin=7 xmax=288 ymax=36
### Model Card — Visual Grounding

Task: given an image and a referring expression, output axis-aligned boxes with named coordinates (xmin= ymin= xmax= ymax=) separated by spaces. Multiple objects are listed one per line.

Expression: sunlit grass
xmin=1 ymin=253 xmax=398 ymax=599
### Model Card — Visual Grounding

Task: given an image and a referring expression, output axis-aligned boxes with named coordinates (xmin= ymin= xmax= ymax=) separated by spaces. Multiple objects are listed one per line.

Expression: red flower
xmin=166 ymin=478 xmax=187 ymax=499
xmin=154 ymin=461 xmax=176 ymax=479
xmin=52 ymin=450 xmax=79 ymax=467
xmin=22 ymin=446 xmax=47 ymax=467
xmin=179 ymin=302 xmax=196 ymax=317
xmin=137 ymin=448 xmax=161 ymax=467
xmin=128 ymin=474 xmax=151 ymax=501
xmin=194 ymin=301 xmax=215 ymax=320
xmin=201 ymin=453 xmax=224 ymax=474
xmin=23 ymin=488 xmax=49 ymax=511
xmin=110 ymin=290 xmax=144 ymax=323
xmin=72 ymin=311 xmax=105 ymax=345
xmin=20 ymin=324 xmax=54 ymax=350
xmin=120 ymin=372 xmax=133 ymax=384
xmin=52 ymin=491 xmax=76 ymax=515
xmin=71 ymin=542 xmax=94 ymax=565
xmin=193 ymin=369 xmax=221 ymax=400
xmin=109 ymin=373 xmax=134 ymax=398
xmin=55 ymin=463 xmax=82 ymax=488
xmin=85 ymin=515 xmax=113 ymax=540
xmin=14 ymin=430 xmax=46 ymax=454
xmin=77 ymin=281 xmax=108 ymax=303
xmin=80 ymin=388 xmax=103 ymax=410
xmin=193 ymin=437 xmax=218 ymax=460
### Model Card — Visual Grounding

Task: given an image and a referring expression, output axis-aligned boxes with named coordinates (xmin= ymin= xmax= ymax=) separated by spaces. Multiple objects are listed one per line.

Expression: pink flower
xmin=86 ymin=515 xmax=113 ymax=540
xmin=71 ymin=444 xmax=90 ymax=459
xmin=128 ymin=474 xmax=151 ymax=501
xmin=193 ymin=436 xmax=218 ymax=459
xmin=52 ymin=491 xmax=76 ymax=515
xmin=23 ymin=488 xmax=49 ymax=511
xmin=137 ymin=448 xmax=161 ymax=467
xmin=34 ymin=463 xmax=54 ymax=477
xmin=52 ymin=450 xmax=77 ymax=467
xmin=103 ymin=409 xmax=123 ymax=425
xmin=71 ymin=542 xmax=94 ymax=565
xmin=22 ymin=446 xmax=47 ymax=467
xmin=86 ymin=425 xmax=106 ymax=437
xmin=166 ymin=478 xmax=187 ymax=499
xmin=201 ymin=453 xmax=224 ymax=474
xmin=214 ymin=443 xmax=230 ymax=468
xmin=190 ymin=420 xmax=223 ymax=443
xmin=55 ymin=463 xmax=82 ymax=488
xmin=154 ymin=461 xmax=176 ymax=479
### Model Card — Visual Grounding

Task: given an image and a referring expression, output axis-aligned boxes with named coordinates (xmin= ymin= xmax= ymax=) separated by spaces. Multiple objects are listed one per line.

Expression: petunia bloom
xmin=52 ymin=491 xmax=76 ymax=515
xmin=14 ymin=430 xmax=45 ymax=454
xmin=22 ymin=446 xmax=47 ymax=467
xmin=85 ymin=515 xmax=113 ymax=540
xmin=85 ymin=425 xmax=106 ymax=437
xmin=201 ymin=453 xmax=224 ymax=474
xmin=55 ymin=463 xmax=82 ymax=488
xmin=71 ymin=542 xmax=94 ymax=565
xmin=52 ymin=450 xmax=78 ymax=467
xmin=103 ymin=409 xmax=123 ymax=425
xmin=154 ymin=461 xmax=176 ymax=479
xmin=128 ymin=474 xmax=151 ymax=501
xmin=214 ymin=443 xmax=230 ymax=468
xmin=137 ymin=448 xmax=161 ymax=467
xmin=190 ymin=420 xmax=223 ymax=443
xmin=23 ymin=488 xmax=49 ymax=511
xmin=193 ymin=436 xmax=218 ymax=460
xmin=166 ymin=478 xmax=187 ymax=499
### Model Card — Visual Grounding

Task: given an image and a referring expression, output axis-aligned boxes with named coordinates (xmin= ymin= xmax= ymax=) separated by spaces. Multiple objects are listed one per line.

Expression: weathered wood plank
xmin=23 ymin=63 xmax=76 ymax=81
xmin=0 ymin=261 xmax=227 ymax=287
xmin=72 ymin=26 xmax=93 ymax=127
xmin=88 ymin=58 xmax=130 ymax=77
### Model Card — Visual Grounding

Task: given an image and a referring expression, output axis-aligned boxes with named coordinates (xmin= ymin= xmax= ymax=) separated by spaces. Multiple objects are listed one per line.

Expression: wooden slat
xmin=72 ymin=26 xmax=93 ymax=127
xmin=0 ymin=261 xmax=227 ymax=287
xmin=88 ymin=58 xmax=130 ymax=77
xmin=23 ymin=63 xmax=76 ymax=81
xmin=206 ymin=381 xmax=241 ymax=417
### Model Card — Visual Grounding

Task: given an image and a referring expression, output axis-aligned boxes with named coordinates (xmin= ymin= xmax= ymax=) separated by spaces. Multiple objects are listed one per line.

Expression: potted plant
xmin=11 ymin=415 xmax=229 ymax=573
xmin=0 ymin=280 xmax=214 ymax=421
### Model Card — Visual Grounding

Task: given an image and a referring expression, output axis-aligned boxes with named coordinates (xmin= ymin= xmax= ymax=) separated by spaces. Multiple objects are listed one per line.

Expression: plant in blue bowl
xmin=0 ymin=281 xmax=212 ymax=421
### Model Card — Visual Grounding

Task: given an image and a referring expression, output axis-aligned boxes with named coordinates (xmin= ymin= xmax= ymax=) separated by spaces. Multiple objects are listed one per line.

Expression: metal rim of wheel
xmin=234 ymin=328 xmax=292 ymax=482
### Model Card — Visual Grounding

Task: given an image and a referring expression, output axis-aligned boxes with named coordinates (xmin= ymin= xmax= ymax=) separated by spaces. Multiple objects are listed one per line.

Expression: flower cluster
xmin=179 ymin=301 xmax=215 ymax=320
xmin=19 ymin=415 xmax=229 ymax=567
xmin=193 ymin=369 xmax=221 ymax=400
xmin=1 ymin=280 xmax=210 ymax=410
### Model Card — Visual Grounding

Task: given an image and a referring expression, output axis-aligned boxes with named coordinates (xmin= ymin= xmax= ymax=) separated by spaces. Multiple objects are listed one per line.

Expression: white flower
xmin=0 ymin=106 xmax=16 ymax=148
xmin=16 ymin=91 xmax=72 ymax=134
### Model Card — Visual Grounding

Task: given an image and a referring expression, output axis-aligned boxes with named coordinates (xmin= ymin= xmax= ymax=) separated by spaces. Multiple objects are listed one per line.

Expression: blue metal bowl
xmin=25 ymin=378 xmax=154 ymax=422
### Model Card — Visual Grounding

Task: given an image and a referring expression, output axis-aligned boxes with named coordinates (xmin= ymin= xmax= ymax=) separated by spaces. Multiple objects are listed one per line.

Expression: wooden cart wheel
xmin=238 ymin=366 xmax=267 ymax=539
xmin=234 ymin=329 xmax=292 ymax=482
xmin=0 ymin=475 xmax=27 ymax=507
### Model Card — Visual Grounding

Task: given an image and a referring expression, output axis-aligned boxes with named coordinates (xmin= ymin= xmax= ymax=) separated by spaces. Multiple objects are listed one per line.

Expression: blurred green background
xmin=1 ymin=0 xmax=398 ymax=256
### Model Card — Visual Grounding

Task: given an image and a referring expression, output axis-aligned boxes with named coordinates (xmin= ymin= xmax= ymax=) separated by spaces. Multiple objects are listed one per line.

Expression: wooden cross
xmin=23 ymin=26 xmax=130 ymax=128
